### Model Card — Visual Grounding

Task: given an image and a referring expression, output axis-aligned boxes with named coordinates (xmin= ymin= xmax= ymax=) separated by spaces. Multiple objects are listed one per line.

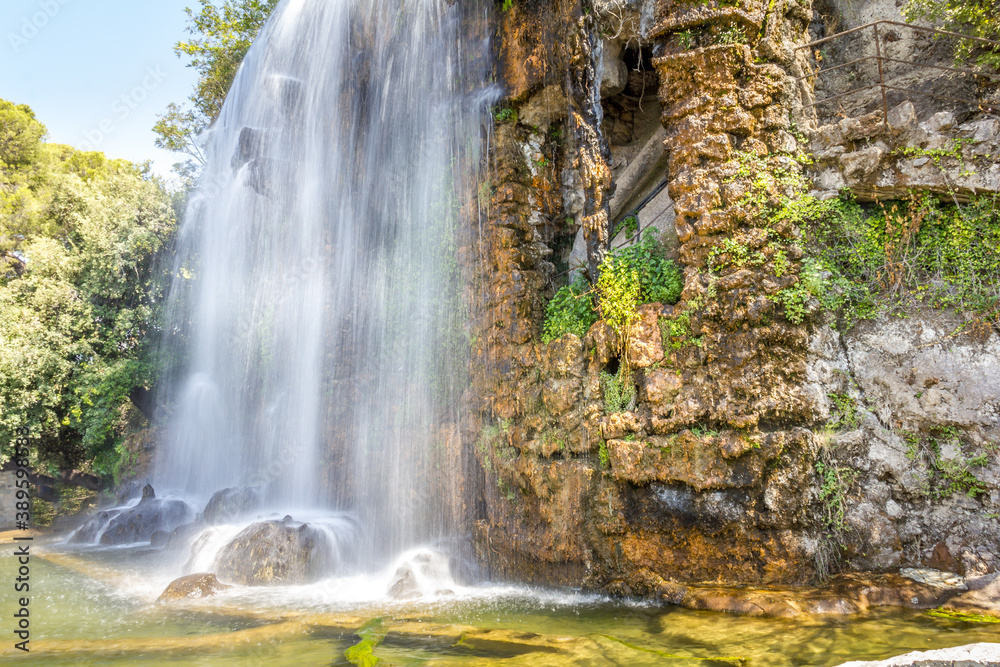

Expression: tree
xmin=904 ymin=0 xmax=1000 ymax=71
xmin=0 ymin=100 xmax=45 ymax=167
xmin=1 ymin=100 xmax=176 ymax=478
xmin=153 ymin=0 xmax=280 ymax=177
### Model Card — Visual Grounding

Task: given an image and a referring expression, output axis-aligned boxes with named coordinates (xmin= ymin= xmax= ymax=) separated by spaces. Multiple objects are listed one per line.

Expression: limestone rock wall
xmin=471 ymin=0 xmax=999 ymax=596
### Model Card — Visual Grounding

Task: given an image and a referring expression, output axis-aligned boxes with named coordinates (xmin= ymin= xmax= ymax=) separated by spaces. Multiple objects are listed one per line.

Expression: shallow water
xmin=4 ymin=542 xmax=998 ymax=666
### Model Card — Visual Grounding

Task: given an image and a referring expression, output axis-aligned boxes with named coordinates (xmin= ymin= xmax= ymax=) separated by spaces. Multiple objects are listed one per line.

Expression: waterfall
xmin=155 ymin=0 xmax=494 ymax=564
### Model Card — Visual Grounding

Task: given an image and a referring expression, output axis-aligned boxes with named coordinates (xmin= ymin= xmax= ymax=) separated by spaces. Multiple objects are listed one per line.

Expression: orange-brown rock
xmin=471 ymin=0 xmax=828 ymax=597
xmin=157 ymin=573 xmax=230 ymax=603
xmin=627 ymin=304 xmax=666 ymax=368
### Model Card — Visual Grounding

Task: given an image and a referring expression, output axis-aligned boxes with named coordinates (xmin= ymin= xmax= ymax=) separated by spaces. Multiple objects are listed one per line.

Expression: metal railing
xmin=795 ymin=20 xmax=1000 ymax=124
xmin=607 ymin=176 xmax=671 ymax=250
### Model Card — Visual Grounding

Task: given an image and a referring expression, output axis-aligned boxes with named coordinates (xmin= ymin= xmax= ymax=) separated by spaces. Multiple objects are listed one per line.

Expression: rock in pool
xmin=158 ymin=573 xmax=230 ymax=602
xmin=214 ymin=516 xmax=334 ymax=585
xmin=99 ymin=485 xmax=194 ymax=545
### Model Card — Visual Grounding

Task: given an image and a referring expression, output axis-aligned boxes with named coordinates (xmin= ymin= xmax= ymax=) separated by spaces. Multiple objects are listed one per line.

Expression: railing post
xmin=873 ymin=22 xmax=890 ymax=131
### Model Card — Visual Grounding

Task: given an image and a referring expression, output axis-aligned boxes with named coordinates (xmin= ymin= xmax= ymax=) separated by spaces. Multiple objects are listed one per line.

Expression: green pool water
xmin=2 ymin=548 xmax=998 ymax=666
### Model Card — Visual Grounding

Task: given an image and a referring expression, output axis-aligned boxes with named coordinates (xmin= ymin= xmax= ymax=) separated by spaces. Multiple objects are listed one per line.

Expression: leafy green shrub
xmin=1 ymin=100 xmax=176 ymax=476
xmin=541 ymin=276 xmax=597 ymax=342
xmin=493 ymin=106 xmax=517 ymax=124
xmin=816 ymin=460 xmax=857 ymax=534
xmin=771 ymin=258 xmax=829 ymax=324
xmin=782 ymin=192 xmax=1000 ymax=328
xmin=935 ymin=453 xmax=989 ymax=499
xmin=600 ymin=368 xmax=636 ymax=414
xmin=612 ymin=214 xmax=638 ymax=238
xmin=605 ymin=232 xmax=684 ymax=306
xmin=903 ymin=0 xmax=1000 ymax=70
xmin=597 ymin=256 xmax=641 ymax=342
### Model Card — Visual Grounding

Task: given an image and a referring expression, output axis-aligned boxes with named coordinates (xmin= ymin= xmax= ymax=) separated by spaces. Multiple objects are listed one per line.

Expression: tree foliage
xmin=1 ymin=99 xmax=176 ymax=477
xmin=153 ymin=0 xmax=280 ymax=176
xmin=903 ymin=0 xmax=1000 ymax=70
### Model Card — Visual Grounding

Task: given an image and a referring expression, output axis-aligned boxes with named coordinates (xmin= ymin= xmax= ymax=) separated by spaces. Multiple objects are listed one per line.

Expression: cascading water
xmin=154 ymin=0 xmax=494 ymax=570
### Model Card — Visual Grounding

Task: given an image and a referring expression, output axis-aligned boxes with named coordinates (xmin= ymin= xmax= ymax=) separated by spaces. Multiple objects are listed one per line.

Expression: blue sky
xmin=0 ymin=0 xmax=202 ymax=178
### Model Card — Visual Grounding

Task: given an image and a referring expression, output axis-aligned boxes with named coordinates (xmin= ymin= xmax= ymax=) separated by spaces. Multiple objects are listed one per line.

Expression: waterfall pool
xmin=6 ymin=536 xmax=998 ymax=666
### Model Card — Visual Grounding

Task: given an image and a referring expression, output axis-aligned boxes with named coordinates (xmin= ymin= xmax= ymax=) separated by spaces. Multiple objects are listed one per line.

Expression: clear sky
xmin=0 ymin=0 xmax=202 ymax=179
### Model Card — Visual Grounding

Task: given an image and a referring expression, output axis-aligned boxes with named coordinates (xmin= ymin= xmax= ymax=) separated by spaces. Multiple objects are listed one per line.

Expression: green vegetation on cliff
xmin=541 ymin=276 xmax=596 ymax=342
xmin=791 ymin=192 xmax=1000 ymax=329
xmin=0 ymin=100 xmax=176 ymax=477
xmin=542 ymin=233 xmax=682 ymax=343
xmin=903 ymin=0 xmax=1000 ymax=70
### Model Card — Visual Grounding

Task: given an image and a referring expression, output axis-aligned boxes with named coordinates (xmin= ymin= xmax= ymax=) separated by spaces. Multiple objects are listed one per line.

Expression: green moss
xmin=345 ymin=618 xmax=387 ymax=666
xmin=598 ymin=441 xmax=610 ymax=469
xmin=926 ymin=608 xmax=1000 ymax=623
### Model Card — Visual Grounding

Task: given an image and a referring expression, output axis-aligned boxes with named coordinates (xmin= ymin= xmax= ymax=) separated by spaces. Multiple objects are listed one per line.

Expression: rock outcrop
xmin=97 ymin=486 xmax=194 ymax=546
xmin=202 ymin=487 xmax=262 ymax=525
xmin=471 ymin=0 xmax=999 ymax=597
xmin=214 ymin=517 xmax=334 ymax=585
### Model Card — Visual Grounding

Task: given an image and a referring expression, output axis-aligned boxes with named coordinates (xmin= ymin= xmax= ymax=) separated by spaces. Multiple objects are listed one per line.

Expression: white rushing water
xmin=155 ymin=0 xmax=495 ymax=569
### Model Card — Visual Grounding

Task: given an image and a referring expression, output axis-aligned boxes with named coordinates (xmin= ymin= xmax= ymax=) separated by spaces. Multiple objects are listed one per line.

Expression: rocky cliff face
xmin=471 ymin=0 xmax=999 ymax=596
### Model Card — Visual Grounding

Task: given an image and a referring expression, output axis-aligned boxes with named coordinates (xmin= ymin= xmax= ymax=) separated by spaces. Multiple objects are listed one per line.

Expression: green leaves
xmin=542 ymin=277 xmax=597 ymax=343
xmin=0 ymin=105 xmax=176 ymax=475
xmin=903 ymin=0 xmax=1000 ymax=70
xmin=797 ymin=192 xmax=1000 ymax=328
xmin=176 ymin=0 xmax=280 ymax=122
xmin=598 ymin=257 xmax=640 ymax=340
xmin=154 ymin=0 xmax=280 ymax=177
xmin=606 ymin=232 xmax=684 ymax=306
xmin=0 ymin=100 xmax=46 ymax=167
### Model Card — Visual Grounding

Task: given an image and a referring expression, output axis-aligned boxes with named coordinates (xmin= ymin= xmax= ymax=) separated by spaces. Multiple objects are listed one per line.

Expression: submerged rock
xmin=99 ymin=487 xmax=194 ymax=545
xmin=202 ymin=487 xmax=262 ymax=525
xmin=899 ymin=567 xmax=966 ymax=591
xmin=214 ymin=517 xmax=333 ymax=585
xmin=660 ymin=572 xmax=961 ymax=618
xmin=157 ymin=573 xmax=230 ymax=602
xmin=943 ymin=576 xmax=1000 ymax=620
